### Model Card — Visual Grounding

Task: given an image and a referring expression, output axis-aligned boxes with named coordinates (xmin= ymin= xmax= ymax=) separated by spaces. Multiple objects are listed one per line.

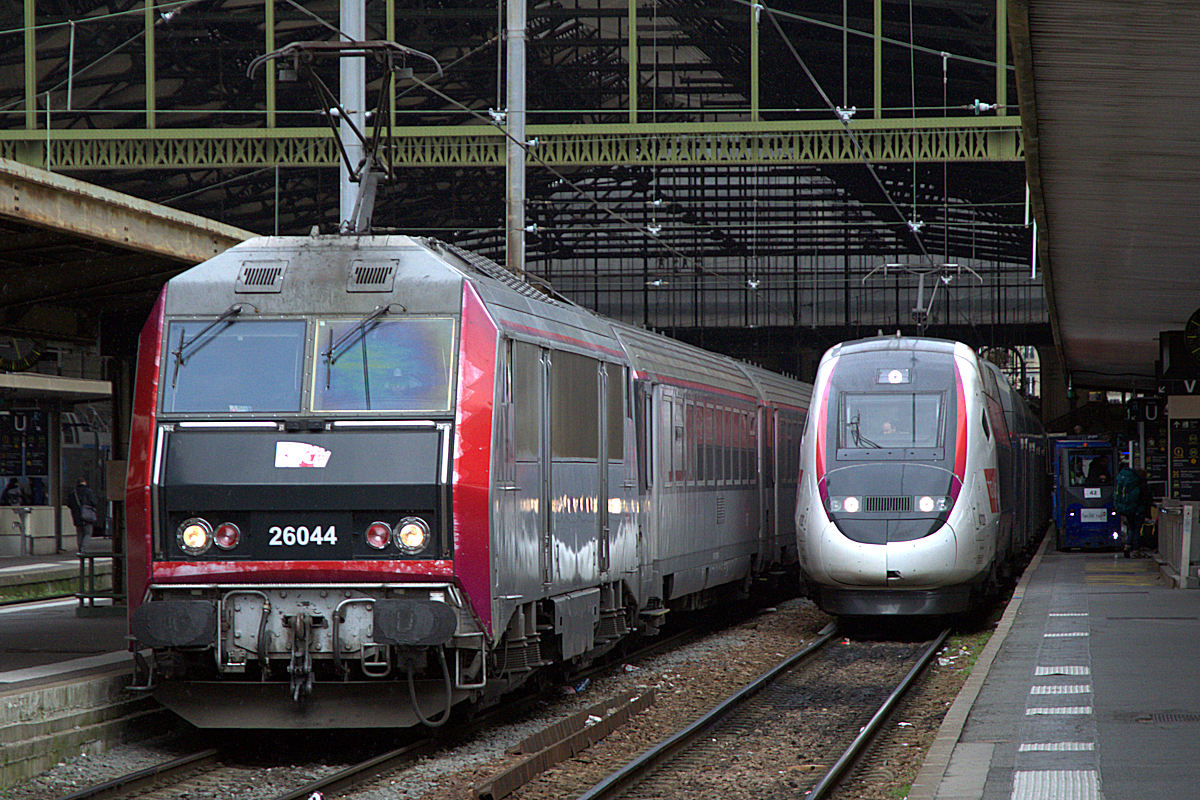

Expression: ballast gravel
xmin=1 ymin=598 xmax=987 ymax=800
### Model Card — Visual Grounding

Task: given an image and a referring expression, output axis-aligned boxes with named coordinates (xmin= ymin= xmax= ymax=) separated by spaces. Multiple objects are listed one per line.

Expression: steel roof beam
xmin=0 ymin=157 xmax=251 ymax=263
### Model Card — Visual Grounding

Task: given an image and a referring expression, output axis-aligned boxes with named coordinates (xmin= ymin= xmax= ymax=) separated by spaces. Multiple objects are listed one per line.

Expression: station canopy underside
xmin=1013 ymin=0 xmax=1200 ymax=390
xmin=0 ymin=158 xmax=249 ymax=347
xmin=0 ymin=1 xmax=1043 ymax=356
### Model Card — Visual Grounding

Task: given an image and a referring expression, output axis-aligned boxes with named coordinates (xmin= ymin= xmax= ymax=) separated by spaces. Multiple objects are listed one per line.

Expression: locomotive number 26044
xmin=267 ymin=525 xmax=339 ymax=546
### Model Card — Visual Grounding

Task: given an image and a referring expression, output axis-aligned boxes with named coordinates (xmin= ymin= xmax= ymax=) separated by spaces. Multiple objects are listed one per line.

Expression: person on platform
xmin=1114 ymin=464 xmax=1144 ymax=557
xmin=65 ymin=476 xmax=99 ymax=553
xmin=1086 ymin=455 xmax=1111 ymax=485
xmin=1 ymin=478 xmax=21 ymax=506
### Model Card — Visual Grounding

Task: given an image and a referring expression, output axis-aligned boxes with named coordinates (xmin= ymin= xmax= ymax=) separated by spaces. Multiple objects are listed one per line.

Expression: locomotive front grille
xmin=863 ymin=496 xmax=913 ymax=513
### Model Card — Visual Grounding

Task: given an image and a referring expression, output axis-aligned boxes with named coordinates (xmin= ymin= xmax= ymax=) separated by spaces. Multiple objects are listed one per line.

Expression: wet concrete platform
xmin=913 ymin=536 xmax=1200 ymax=800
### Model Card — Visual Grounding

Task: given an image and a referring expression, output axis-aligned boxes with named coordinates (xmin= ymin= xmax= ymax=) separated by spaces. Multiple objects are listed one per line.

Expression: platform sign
xmin=0 ymin=409 xmax=49 ymax=479
xmin=1146 ymin=421 xmax=1169 ymax=498
xmin=1169 ymin=418 xmax=1200 ymax=501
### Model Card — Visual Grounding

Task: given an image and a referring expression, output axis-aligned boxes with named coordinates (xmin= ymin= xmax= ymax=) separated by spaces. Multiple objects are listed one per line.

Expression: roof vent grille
xmin=347 ymin=259 xmax=398 ymax=292
xmin=235 ymin=260 xmax=287 ymax=293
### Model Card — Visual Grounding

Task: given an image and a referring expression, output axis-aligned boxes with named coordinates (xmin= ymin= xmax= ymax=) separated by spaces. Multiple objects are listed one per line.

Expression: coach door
xmin=759 ymin=407 xmax=775 ymax=552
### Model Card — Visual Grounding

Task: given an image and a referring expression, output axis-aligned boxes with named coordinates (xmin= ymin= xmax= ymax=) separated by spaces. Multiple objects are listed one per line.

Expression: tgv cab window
xmin=163 ymin=319 xmax=306 ymax=413
xmin=839 ymin=393 xmax=943 ymax=449
xmin=314 ymin=317 xmax=456 ymax=412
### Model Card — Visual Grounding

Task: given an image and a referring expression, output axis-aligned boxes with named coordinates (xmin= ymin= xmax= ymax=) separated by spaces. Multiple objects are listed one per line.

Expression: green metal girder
xmin=0 ymin=117 xmax=1022 ymax=170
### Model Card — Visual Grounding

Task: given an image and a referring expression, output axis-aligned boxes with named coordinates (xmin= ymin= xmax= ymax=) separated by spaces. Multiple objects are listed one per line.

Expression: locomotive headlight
xmin=828 ymin=497 xmax=843 ymax=512
xmin=177 ymin=518 xmax=213 ymax=555
xmin=918 ymin=495 xmax=936 ymax=513
xmin=394 ymin=517 xmax=430 ymax=554
xmin=842 ymin=496 xmax=860 ymax=513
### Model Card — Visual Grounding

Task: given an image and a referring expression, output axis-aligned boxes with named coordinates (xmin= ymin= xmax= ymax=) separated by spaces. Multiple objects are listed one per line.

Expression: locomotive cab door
xmin=500 ymin=340 xmax=553 ymax=594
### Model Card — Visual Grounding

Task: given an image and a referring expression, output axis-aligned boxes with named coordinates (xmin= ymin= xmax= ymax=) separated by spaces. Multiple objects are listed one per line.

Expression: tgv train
xmin=794 ymin=336 xmax=1048 ymax=616
xmin=126 ymin=234 xmax=811 ymax=728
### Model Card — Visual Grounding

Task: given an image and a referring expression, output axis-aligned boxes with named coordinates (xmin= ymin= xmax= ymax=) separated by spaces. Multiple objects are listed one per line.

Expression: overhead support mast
xmin=340 ymin=0 xmax=366 ymax=227
xmin=505 ymin=0 xmax=527 ymax=278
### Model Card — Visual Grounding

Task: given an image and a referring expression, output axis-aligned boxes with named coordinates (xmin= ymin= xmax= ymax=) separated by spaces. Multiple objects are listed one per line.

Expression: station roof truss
xmin=0 ymin=0 xmax=1041 ymax=357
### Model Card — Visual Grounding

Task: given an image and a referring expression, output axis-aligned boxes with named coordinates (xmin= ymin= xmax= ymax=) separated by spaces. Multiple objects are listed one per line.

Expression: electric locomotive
xmin=794 ymin=336 xmax=1047 ymax=616
xmin=126 ymin=234 xmax=811 ymax=727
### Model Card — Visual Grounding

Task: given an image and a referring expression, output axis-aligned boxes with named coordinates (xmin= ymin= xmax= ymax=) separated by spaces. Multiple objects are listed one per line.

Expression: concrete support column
xmin=1037 ymin=345 xmax=1071 ymax=426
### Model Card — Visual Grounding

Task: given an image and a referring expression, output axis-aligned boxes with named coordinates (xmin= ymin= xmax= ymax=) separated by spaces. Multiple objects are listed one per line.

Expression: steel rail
xmin=574 ymin=621 xmax=839 ymax=800
xmin=270 ymin=622 xmax=722 ymax=800
xmin=805 ymin=626 xmax=952 ymax=800
xmin=269 ymin=738 xmax=439 ymax=800
xmin=55 ymin=748 xmax=220 ymax=800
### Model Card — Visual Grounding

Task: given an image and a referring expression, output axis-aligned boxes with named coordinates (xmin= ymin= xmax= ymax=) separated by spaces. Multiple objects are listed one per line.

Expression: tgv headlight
xmin=917 ymin=496 xmax=952 ymax=513
xmin=828 ymin=497 xmax=861 ymax=513
xmin=177 ymin=517 xmax=213 ymax=555
xmin=394 ymin=517 xmax=431 ymax=554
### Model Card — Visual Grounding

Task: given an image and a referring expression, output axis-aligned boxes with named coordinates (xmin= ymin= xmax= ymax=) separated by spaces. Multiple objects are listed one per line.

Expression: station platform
xmin=914 ymin=536 xmax=1200 ymax=800
xmin=0 ymin=545 xmax=115 ymax=604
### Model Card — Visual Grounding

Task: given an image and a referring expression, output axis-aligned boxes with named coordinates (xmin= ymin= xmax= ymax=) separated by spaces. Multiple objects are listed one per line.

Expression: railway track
xmin=46 ymin=612 xmax=748 ymax=800
xmin=573 ymin=625 xmax=949 ymax=800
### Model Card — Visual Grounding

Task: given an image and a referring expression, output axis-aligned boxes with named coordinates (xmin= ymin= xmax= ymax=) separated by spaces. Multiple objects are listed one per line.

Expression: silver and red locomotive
xmin=794 ymin=336 xmax=1047 ymax=616
xmin=126 ymin=234 xmax=811 ymax=727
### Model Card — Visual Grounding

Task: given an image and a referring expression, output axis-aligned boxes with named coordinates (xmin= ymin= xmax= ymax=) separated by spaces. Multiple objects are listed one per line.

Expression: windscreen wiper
xmin=170 ymin=304 xmax=249 ymax=388
xmin=323 ymin=304 xmax=391 ymax=367
xmin=848 ymin=416 xmax=880 ymax=449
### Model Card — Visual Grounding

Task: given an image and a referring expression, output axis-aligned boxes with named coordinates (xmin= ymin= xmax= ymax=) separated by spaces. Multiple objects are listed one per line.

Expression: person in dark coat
xmin=65 ymin=476 xmax=99 ymax=552
xmin=1 ymin=478 xmax=22 ymax=506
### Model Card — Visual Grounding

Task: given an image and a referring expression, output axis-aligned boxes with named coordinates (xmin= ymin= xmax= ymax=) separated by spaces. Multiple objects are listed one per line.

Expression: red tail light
xmin=366 ymin=521 xmax=391 ymax=549
xmin=214 ymin=522 xmax=241 ymax=550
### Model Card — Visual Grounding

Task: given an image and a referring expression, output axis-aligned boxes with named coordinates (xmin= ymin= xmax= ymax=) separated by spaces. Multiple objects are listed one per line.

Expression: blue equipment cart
xmin=1053 ymin=438 xmax=1121 ymax=549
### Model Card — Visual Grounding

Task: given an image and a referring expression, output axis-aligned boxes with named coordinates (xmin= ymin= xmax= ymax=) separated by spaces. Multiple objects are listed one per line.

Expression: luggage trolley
xmin=1053 ymin=437 xmax=1121 ymax=549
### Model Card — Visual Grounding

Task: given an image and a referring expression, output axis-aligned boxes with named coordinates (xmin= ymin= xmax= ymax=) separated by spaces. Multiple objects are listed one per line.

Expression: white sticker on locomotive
xmin=268 ymin=525 xmax=339 ymax=546
xmin=1083 ymin=487 xmax=1101 ymax=499
xmin=1079 ymin=509 xmax=1107 ymax=524
xmin=275 ymin=441 xmax=331 ymax=468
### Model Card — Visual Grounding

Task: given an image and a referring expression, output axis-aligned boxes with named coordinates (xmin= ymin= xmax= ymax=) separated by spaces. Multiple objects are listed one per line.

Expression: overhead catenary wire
xmin=724 ymin=0 xmax=1016 ymax=72
xmin=408 ymin=73 xmax=746 ymax=290
xmin=761 ymin=4 xmax=931 ymax=262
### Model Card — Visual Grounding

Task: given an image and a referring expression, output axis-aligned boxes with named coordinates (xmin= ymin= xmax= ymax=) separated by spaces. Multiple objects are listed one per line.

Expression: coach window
xmin=314 ymin=317 xmax=456 ymax=412
xmin=551 ymin=351 xmax=599 ymax=459
xmin=163 ymin=319 xmax=306 ymax=413
xmin=635 ymin=383 xmax=652 ymax=489
xmin=721 ymin=408 xmax=730 ymax=485
xmin=606 ymin=365 xmax=624 ymax=461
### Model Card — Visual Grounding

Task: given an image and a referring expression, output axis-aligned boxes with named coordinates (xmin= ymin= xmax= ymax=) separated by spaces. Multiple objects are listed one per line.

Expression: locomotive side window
xmin=839 ymin=392 xmax=943 ymax=449
xmin=163 ymin=319 xmax=306 ymax=413
xmin=551 ymin=350 xmax=598 ymax=459
xmin=313 ymin=317 xmax=455 ymax=412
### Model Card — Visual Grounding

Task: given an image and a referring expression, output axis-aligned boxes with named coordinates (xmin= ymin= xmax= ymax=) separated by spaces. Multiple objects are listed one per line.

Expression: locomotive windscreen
xmin=314 ymin=317 xmax=456 ymax=412
xmin=839 ymin=393 xmax=943 ymax=449
xmin=163 ymin=320 xmax=306 ymax=413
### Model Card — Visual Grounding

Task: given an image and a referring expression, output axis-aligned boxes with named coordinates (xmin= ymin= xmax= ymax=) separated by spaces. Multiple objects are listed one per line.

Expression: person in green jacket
xmin=1113 ymin=465 xmax=1144 ymax=557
